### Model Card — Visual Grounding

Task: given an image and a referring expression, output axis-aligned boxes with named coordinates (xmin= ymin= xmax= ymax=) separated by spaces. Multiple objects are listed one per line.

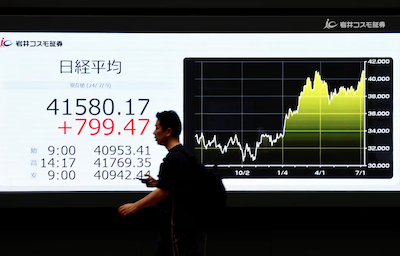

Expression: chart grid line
xmin=196 ymin=59 xmax=366 ymax=165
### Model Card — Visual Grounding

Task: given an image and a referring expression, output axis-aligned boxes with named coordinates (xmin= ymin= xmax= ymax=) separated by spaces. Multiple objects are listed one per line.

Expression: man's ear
xmin=165 ymin=127 xmax=173 ymax=137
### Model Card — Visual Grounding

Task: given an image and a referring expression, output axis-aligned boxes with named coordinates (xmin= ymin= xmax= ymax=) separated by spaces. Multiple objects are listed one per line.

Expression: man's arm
xmin=118 ymin=188 xmax=169 ymax=216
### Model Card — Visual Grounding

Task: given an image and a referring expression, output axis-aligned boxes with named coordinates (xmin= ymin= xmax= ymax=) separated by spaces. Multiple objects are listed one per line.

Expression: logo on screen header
xmin=323 ymin=18 xmax=386 ymax=30
xmin=16 ymin=40 xmax=63 ymax=47
xmin=0 ymin=38 xmax=63 ymax=48
xmin=324 ymin=19 xmax=338 ymax=29
xmin=0 ymin=38 xmax=12 ymax=47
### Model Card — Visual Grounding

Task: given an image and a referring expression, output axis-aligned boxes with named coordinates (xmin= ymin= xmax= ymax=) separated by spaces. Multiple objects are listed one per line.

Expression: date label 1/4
xmin=277 ymin=170 xmax=289 ymax=176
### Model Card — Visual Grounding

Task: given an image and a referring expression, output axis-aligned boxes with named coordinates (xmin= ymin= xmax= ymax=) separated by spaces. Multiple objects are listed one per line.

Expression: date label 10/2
xmin=234 ymin=170 xmax=250 ymax=176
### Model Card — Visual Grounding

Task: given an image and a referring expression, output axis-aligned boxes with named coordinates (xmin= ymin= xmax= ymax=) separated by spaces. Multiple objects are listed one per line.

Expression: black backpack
xmin=172 ymin=148 xmax=226 ymax=230
xmin=188 ymin=156 xmax=226 ymax=230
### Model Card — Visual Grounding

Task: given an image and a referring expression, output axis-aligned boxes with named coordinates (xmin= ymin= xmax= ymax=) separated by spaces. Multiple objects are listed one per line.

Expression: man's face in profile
xmin=153 ymin=119 xmax=168 ymax=145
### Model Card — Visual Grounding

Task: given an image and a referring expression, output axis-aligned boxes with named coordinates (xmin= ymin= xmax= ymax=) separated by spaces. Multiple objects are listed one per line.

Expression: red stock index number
xmin=75 ymin=118 xmax=149 ymax=135
xmin=56 ymin=118 xmax=149 ymax=135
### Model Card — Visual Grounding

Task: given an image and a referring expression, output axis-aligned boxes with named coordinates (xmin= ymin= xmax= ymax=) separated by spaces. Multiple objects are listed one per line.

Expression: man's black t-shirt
xmin=156 ymin=144 xmax=198 ymax=230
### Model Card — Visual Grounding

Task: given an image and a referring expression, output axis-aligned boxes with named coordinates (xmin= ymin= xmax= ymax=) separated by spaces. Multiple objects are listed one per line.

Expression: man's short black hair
xmin=156 ymin=110 xmax=182 ymax=138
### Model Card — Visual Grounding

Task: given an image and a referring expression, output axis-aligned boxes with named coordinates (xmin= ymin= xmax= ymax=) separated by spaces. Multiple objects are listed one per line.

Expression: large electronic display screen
xmin=0 ymin=15 xmax=399 ymax=206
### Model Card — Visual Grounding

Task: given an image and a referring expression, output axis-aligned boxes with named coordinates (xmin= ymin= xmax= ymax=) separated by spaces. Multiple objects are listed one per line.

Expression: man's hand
xmin=118 ymin=203 xmax=138 ymax=217
xmin=144 ymin=174 xmax=158 ymax=187
xmin=118 ymin=188 xmax=168 ymax=217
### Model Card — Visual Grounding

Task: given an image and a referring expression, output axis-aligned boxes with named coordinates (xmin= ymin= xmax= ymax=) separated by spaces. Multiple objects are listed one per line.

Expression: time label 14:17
xmin=47 ymin=98 xmax=149 ymax=116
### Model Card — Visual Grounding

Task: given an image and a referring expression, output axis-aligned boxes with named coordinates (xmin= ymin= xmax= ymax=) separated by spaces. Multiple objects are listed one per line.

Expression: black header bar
xmin=1 ymin=15 xmax=400 ymax=33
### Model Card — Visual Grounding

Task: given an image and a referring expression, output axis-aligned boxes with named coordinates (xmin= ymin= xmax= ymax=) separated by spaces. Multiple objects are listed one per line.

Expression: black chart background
xmin=184 ymin=58 xmax=393 ymax=178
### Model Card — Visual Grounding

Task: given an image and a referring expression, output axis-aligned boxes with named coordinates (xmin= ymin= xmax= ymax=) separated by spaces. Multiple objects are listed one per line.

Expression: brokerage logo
xmin=323 ymin=18 xmax=386 ymax=30
xmin=0 ymin=38 xmax=13 ymax=47
xmin=324 ymin=19 xmax=338 ymax=29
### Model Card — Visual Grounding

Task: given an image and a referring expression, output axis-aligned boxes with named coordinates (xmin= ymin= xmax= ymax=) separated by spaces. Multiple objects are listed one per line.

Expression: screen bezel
xmin=0 ymin=14 xmax=399 ymax=208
